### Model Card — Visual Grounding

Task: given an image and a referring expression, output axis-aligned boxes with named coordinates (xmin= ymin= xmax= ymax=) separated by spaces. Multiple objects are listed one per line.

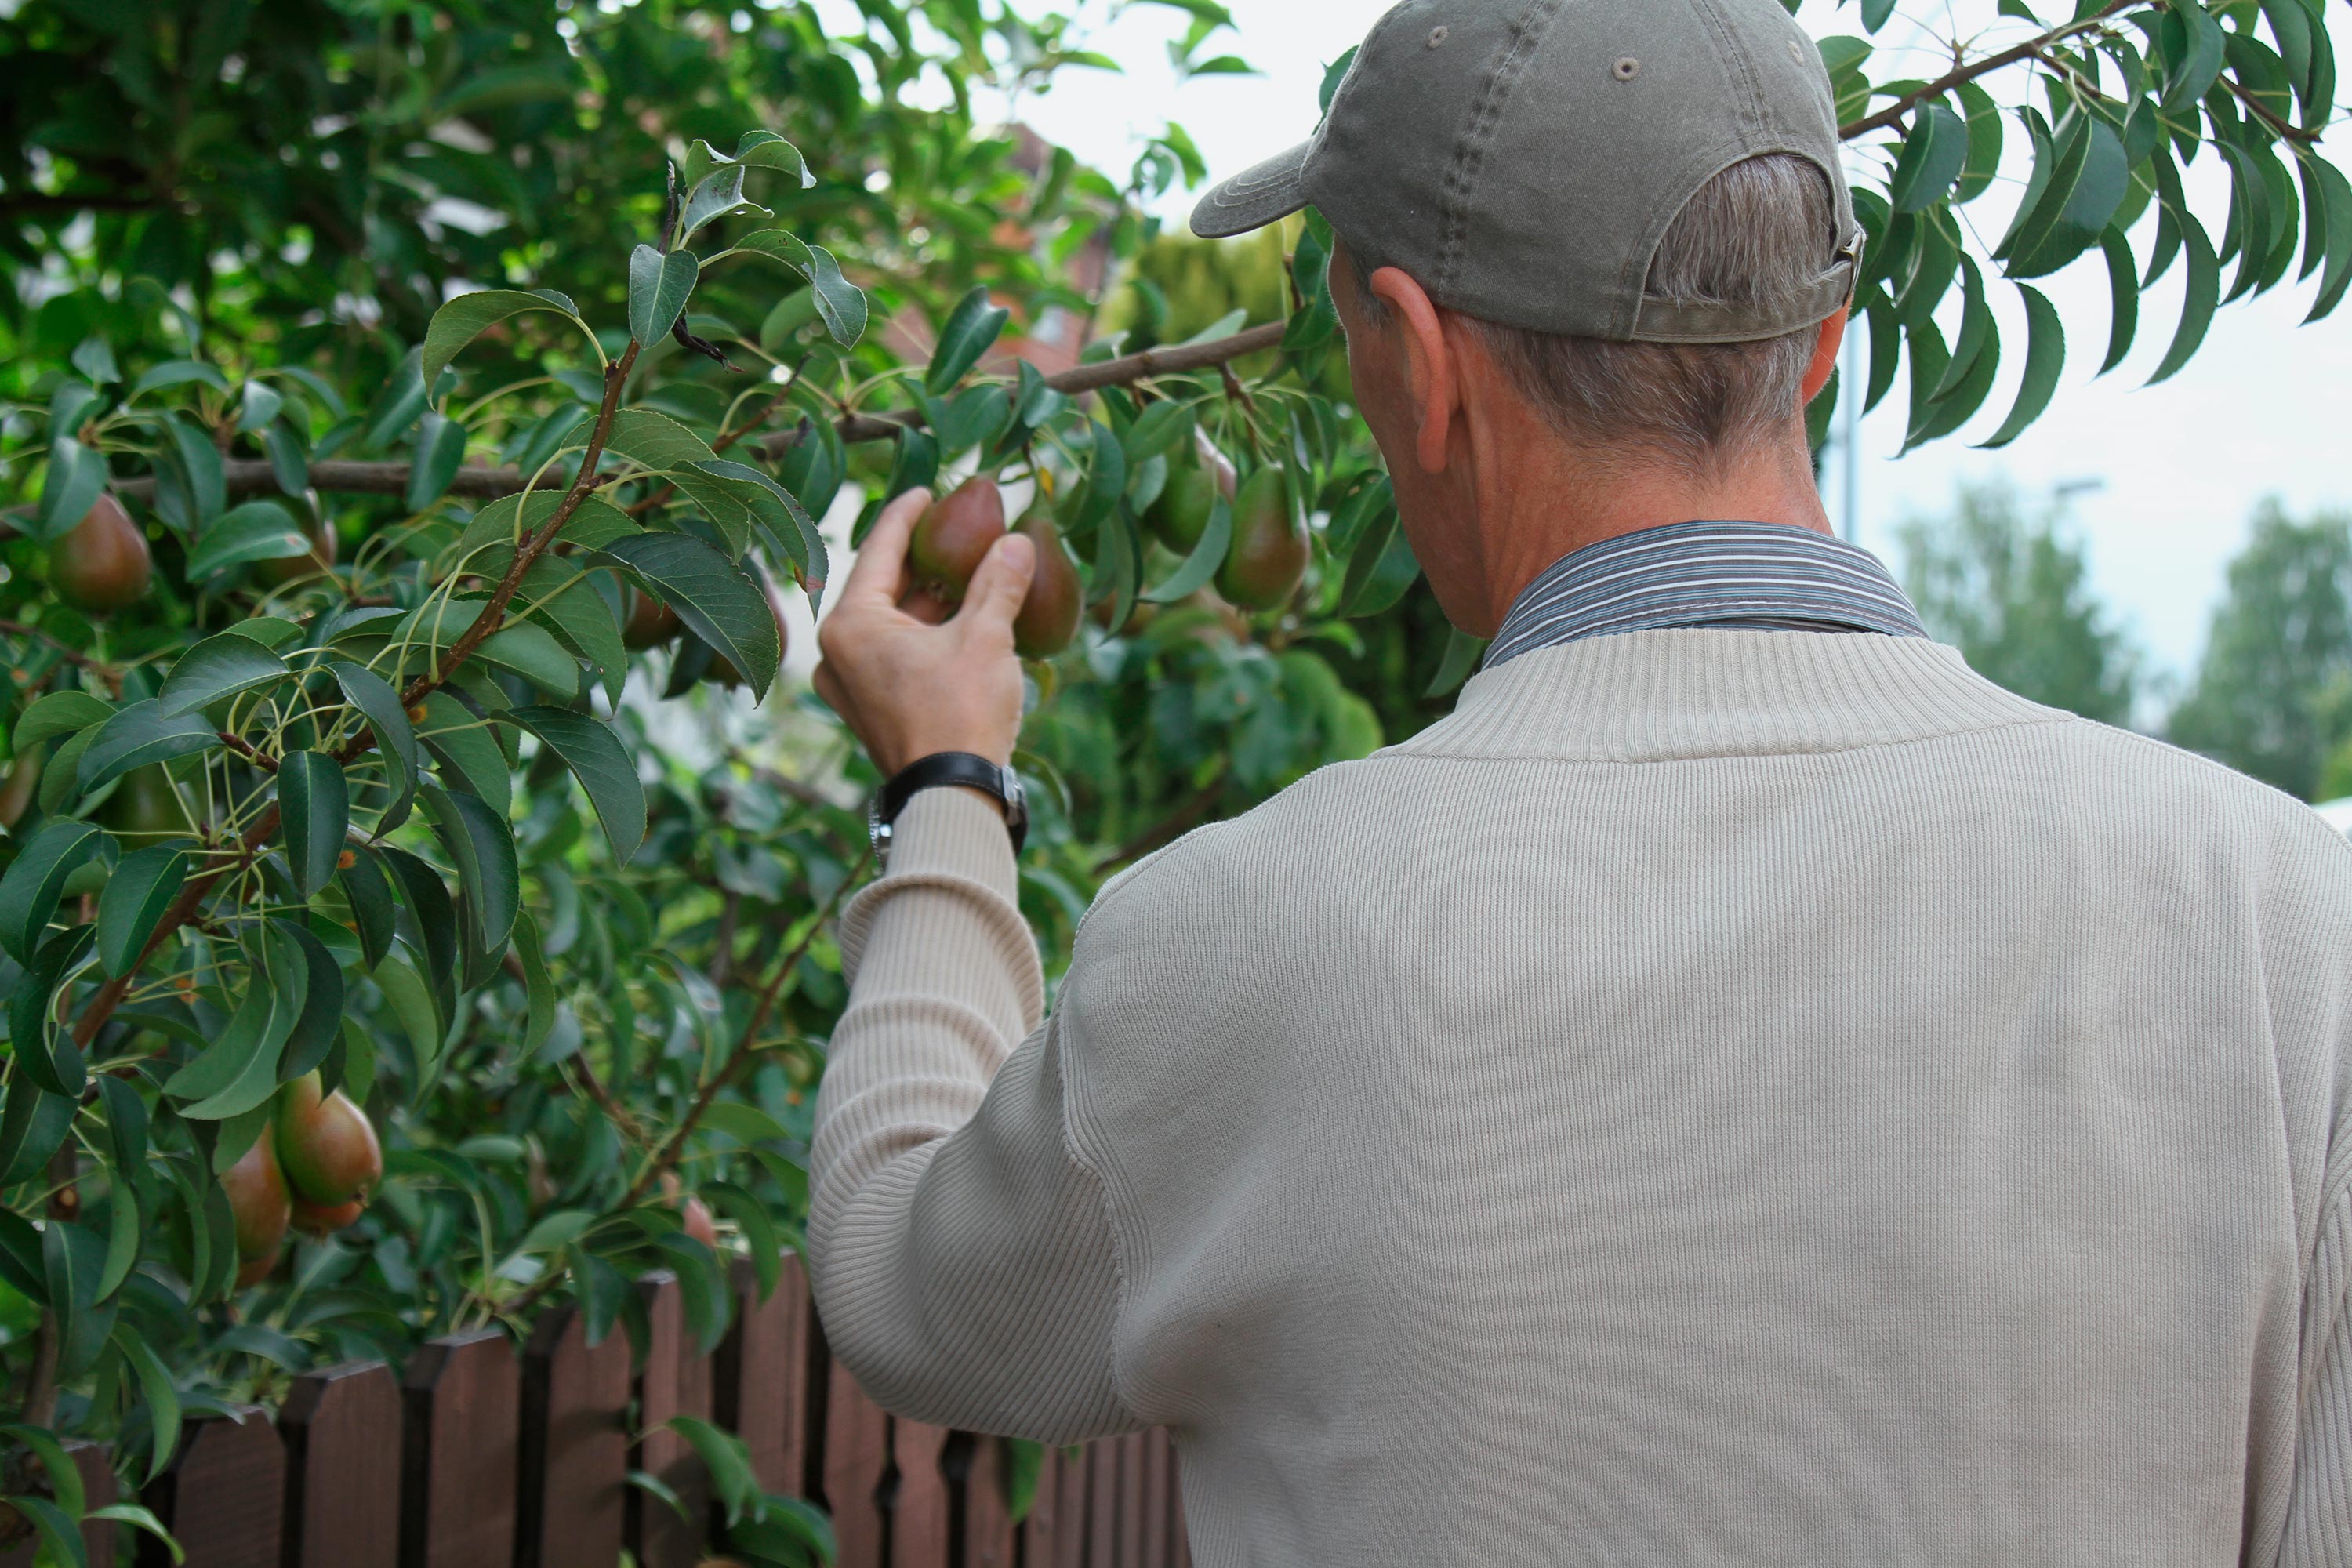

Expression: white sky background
xmin=812 ymin=0 xmax=2352 ymax=688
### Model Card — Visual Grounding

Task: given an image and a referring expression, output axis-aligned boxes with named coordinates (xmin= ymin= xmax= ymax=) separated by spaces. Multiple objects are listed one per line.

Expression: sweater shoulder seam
xmin=1379 ymin=709 xmax=2076 ymax=766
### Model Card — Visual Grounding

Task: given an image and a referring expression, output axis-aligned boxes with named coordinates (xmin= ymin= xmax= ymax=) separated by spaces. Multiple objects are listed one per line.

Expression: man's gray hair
xmin=1348 ymin=154 xmax=1838 ymax=473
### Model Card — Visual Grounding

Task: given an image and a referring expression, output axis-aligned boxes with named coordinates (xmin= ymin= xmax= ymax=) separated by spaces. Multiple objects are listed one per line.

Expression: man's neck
xmin=1470 ymin=429 xmax=1832 ymax=629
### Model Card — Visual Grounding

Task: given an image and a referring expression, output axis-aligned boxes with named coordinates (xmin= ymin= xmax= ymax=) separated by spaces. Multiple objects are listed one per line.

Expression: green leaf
xmin=0 ymin=820 xmax=105 ymax=964
xmin=514 ymin=557 xmax=626 ymax=703
xmin=12 ymin=691 xmax=114 ymax=752
xmin=2098 ymin=227 xmax=2140 ymax=375
xmin=0 ymin=1080 xmax=75 ymax=1189
xmin=96 ymin=844 xmax=187 ymax=978
xmin=112 ymin=1328 xmax=182 ymax=1484
xmin=184 ymin=499 xmax=310 ymax=580
xmin=513 ymin=911 xmax=555 ymax=1057
xmin=628 ymin=245 xmax=700 ymax=347
xmin=698 ymin=1102 xmax=790 ymax=1145
xmin=77 ymin=700 xmax=221 ymax=797
xmin=421 ymin=786 xmax=519 ymax=956
xmin=88 ymin=1504 xmax=183 ymax=1564
xmin=340 ymin=847 xmax=397 ymax=972
xmin=1979 ymin=284 xmax=2067 ymax=449
xmin=162 ymin=412 xmax=226 ymax=526
xmin=44 ymin=1214 xmax=114 ymax=1377
xmin=2306 ymin=160 xmax=2352 ymax=324
xmin=225 ymin=616 xmax=304 ymax=649
xmin=666 ymin=1416 xmax=762 ymax=1525
xmin=2007 ymin=116 xmax=2129 ymax=279
xmin=455 ymin=492 xmax=640 ymax=557
xmin=158 ymin=631 xmax=291 ymax=718
xmin=0 ymin=1210 xmax=45 ymax=1302
xmin=702 ymin=1181 xmax=780 ymax=1302
xmin=1861 ymin=0 xmax=1897 ymax=28
xmin=604 ymin=408 xmax=719 ymax=474
xmin=1929 ymin=256 xmax=1993 ymax=402
xmin=422 ymin=289 xmax=587 ymax=397
xmin=2 ymin=1423 xmax=85 ymax=1523
xmin=279 ymin=922 xmax=345 ymax=1082
xmin=1889 ymin=101 xmax=1968 ymax=214
xmin=474 ymin=622 xmax=581 ymax=700
xmin=35 ymin=436 xmax=107 ymax=543
xmin=649 ymin=1232 xmax=730 ymax=1353
xmin=372 ymin=951 xmax=445 ymax=1088
xmin=5 ymin=1494 xmax=85 ymax=1568
xmin=279 ymin=752 xmax=350 ymax=898
xmin=407 ymin=412 xmax=469 ymax=512
xmin=265 ymin=419 xmax=309 ymax=496
xmin=926 ymin=285 xmax=1011 ymax=394
xmin=2161 ymin=0 xmax=2227 ymax=109
xmin=600 ymin=533 xmax=780 ymax=700
xmin=97 ymin=1171 xmax=140 ymax=1300
xmin=130 ymin=359 xmax=227 ymax=397
xmin=509 ymin=707 xmax=645 ymax=864
xmin=2149 ymin=209 xmax=2220 ymax=384
xmin=679 ymin=164 xmax=769 ymax=242
xmin=165 ymin=931 xmax=300 ymax=1117
xmin=416 ymin=692 xmax=511 ymax=815
xmin=1145 ymin=497 xmax=1232 ymax=604
xmin=800 ymin=244 xmax=866 ymax=347
xmin=331 ymin=662 xmax=419 ymax=832
xmin=1424 ymin=626 xmax=1486 ymax=699
xmin=730 ymin=1497 xmax=836 ymax=1564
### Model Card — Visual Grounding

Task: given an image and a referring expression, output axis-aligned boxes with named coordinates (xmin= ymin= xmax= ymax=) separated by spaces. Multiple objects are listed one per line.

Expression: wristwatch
xmin=869 ymin=752 xmax=1028 ymax=869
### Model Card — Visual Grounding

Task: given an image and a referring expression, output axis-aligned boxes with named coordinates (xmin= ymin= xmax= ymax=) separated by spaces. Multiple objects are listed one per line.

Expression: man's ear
xmin=1369 ymin=266 xmax=1461 ymax=474
xmin=1799 ymin=307 xmax=1848 ymax=405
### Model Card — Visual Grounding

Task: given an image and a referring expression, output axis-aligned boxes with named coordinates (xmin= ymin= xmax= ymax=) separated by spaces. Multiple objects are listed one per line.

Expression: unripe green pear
xmin=222 ymin=1134 xmax=291 ymax=1268
xmin=252 ymin=496 xmax=339 ymax=589
xmin=1217 ymin=464 xmax=1308 ymax=612
xmin=1149 ymin=434 xmax=1236 ymax=555
xmin=274 ymin=1072 xmax=383 ymax=1207
xmin=1011 ymin=504 xmax=1084 ymax=659
xmin=908 ymin=477 xmax=1006 ymax=599
xmin=49 ymin=492 xmax=151 ymax=612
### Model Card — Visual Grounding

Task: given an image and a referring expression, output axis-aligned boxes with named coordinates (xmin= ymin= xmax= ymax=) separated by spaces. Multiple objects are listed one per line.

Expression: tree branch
xmin=1838 ymin=0 xmax=2136 ymax=142
xmin=0 ymin=619 xmax=123 ymax=690
xmin=128 ymin=321 xmax=1291 ymax=502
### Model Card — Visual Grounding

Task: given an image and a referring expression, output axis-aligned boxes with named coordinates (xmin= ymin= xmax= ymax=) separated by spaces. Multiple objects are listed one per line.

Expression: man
xmin=808 ymin=1 xmax=2352 ymax=1561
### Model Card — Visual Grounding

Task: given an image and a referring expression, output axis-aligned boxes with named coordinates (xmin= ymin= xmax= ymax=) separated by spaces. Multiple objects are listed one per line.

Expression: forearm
xmin=804 ymin=789 xmax=1135 ymax=1437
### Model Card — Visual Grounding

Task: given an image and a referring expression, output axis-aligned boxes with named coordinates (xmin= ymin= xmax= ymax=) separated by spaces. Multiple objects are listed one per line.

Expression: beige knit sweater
xmin=808 ymin=630 xmax=2352 ymax=1566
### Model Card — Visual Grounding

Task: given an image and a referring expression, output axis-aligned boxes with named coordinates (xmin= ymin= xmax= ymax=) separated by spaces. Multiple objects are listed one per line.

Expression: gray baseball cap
xmin=1190 ymin=0 xmax=1860 ymax=345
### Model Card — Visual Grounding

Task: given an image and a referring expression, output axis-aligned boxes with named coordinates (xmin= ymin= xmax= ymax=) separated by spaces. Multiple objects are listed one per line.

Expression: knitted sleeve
xmin=805 ymin=787 xmax=1140 ymax=1442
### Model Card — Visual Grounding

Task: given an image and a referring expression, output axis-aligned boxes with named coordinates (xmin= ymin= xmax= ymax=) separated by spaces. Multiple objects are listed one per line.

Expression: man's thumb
xmin=959 ymin=532 xmax=1035 ymax=630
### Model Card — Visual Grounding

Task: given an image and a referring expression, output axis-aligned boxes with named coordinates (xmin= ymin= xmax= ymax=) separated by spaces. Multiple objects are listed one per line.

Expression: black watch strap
xmin=870 ymin=752 xmax=1028 ymax=864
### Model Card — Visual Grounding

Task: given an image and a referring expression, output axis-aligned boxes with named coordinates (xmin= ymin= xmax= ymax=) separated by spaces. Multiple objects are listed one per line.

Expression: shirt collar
xmin=1484 ymin=520 xmax=1929 ymax=670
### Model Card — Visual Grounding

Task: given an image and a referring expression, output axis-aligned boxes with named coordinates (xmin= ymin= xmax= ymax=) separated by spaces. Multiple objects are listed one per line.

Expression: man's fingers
xmin=835 ymin=486 xmax=932 ymax=608
xmin=955 ymin=533 xmax=1036 ymax=637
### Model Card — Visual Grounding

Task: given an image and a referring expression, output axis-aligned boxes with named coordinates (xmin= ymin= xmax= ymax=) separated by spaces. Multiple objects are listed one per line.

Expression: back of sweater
xmin=809 ymin=632 xmax=2352 ymax=1566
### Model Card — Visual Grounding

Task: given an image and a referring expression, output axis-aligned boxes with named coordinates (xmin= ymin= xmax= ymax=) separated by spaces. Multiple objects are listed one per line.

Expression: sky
xmin=943 ymin=0 xmax=2352 ymax=691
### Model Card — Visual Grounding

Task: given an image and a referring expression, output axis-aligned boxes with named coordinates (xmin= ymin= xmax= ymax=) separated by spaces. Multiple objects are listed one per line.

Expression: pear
xmin=1149 ymin=432 xmax=1237 ymax=555
xmin=274 ymin=1073 xmax=383 ymax=1207
xmin=222 ymin=1134 xmax=292 ymax=1269
xmin=1011 ymin=503 xmax=1084 ymax=658
xmin=1216 ymin=464 xmax=1308 ymax=612
xmin=49 ymin=492 xmax=151 ymax=612
xmin=909 ymin=477 xmax=1007 ymax=599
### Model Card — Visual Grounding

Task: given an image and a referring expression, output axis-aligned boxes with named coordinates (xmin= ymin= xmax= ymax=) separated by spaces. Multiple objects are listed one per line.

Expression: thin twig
xmin=1092 ymin=769 xmax=1229 ymax=875
xmin=0 ymin=619 xmax=122 ymax=689
xmin=122 ymin=321 xmax=1292 ymax=502
xmin=1838 ymin=0 xmax=2136 ymax=142
xmin=2227 ymin=77 xmax=2324 ymax=147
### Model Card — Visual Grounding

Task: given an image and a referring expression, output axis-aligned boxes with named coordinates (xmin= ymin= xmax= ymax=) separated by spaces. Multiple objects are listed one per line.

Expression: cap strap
xmin=1632 ymin=230 xmax=1866 ymax=346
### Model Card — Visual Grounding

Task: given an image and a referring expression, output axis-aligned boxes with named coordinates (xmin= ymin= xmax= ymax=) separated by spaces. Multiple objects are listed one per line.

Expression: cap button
xmin=1612 ymin=56 xmax=1641 ymax=81
xmin=1427 ymin=25 xmax=1449 ymax=49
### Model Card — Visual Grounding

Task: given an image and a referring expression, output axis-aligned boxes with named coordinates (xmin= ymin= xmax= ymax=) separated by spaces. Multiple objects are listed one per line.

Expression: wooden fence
xmin=2 ymin=1255 xmax=1190 ymax=1568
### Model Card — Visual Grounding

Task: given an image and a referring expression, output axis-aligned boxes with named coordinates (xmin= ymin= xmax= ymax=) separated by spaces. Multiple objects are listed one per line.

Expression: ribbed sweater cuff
xmin=881 ymin=786 xmax=1021 ymax=901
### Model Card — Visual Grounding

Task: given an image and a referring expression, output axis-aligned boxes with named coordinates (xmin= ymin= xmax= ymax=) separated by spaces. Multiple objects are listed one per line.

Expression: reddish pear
xmin=909 ymin=477 xmax=1007 ymax=599
xmin=274 ymin=1073 xmax=383 ymax=1207
xmin=49 ymin=492 xmax=151 ymax=612
xmin=1217 ymin=465 xmax=1308 ymax=612
xmin=289 ymin=1196 xmax=367 ymax=1238
xmin=223 ymin=1134 xmax=292 ymax=1269
xmin=622 ymin=589 xmax=684 ymax=649
xmin=1011 ymin=504 xmax=1084 ymax=659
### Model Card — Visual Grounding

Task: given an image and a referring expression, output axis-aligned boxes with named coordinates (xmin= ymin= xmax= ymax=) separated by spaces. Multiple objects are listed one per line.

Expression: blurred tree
xmin=2169 ymin=503 xmax=2352 ymax=802
xmin=1898 ymin=481 xmax=2140 ymax=726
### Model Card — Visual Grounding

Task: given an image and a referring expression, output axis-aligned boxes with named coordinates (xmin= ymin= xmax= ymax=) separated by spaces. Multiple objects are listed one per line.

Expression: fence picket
xmin=1054 ymin=1443 xmax=1091 ymax=1568
xmin=400 ymin=1328 xmax=519 ymax=1568
xmin=715 ymin=1253 xmax=819 ymax=1499
xmin=0 ymin=1439 xmax=114 ymax=1568
xmin=1140 ymin=1428 xmax=1173 ymax=1568
xmin=517 ymin=1301 xmax=630 ymax=1568
xmin=142 ymin=1406 xmax=283 ymax=1567
xmin=961 ymin=1436 xmax=1016 ymax=1568
xmin=629 ymin=1271 xmax=711 ymax=1568
xmin=887 ymin=1420 xmax=949 ymax=1567
xmin=822 ymin=1356 xmax=891 ymax=1568
xmin=280 ymin=1361 xmax=400 ymax=1568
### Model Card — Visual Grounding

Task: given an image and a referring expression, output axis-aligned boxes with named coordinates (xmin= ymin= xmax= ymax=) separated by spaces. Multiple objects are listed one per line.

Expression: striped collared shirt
xmin=1484 ymin=520 xmax=1929 ymax=669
